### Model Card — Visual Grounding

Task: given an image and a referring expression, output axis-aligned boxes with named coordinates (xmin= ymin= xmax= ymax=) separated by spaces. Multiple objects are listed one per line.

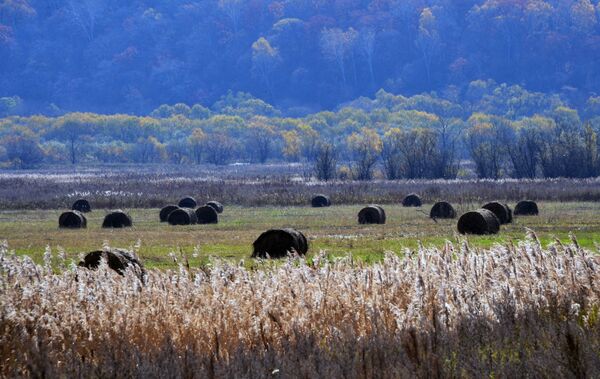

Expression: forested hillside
xmin=1 ymin=0 xmax=599 ymax=114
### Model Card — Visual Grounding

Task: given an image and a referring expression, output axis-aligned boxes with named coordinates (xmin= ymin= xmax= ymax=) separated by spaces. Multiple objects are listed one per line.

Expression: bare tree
xmin=314 ymin=143 xmax=337 ymax=181
xmin=218 ymin=0 xmax=244 ymax=34
xmin=68 ymin=0 xmax=104 ymax=41
xmin=347 ymin=128 xmax=382 ymax=180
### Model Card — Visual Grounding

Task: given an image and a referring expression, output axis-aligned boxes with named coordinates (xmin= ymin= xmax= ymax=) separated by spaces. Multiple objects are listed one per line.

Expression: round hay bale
xmin=252 ymin=228 xmax=308 ymax=259
xmin=430 ymin=201 xmax=456 ymax=219
xmin=178 ymin=197 xmax=197 ymax=208
xmin=59 ymin=210 xmax=87 ymax=229
xmin=457 ymin=209 xmax=500 ymax=235
xmin=206 ymin=200 xmax=224 ymax=214
xmin=358 ymin=205 xmax=386 ymax=224
xmin=482 ymin=201 xmax=512 ymax=224
xmin=311 ymin=194 xmax=331 ymax=208
xmin=168 ymin=208 xmax=198 ymax=225
xmin=402 ymin=193 xmax=422 ymax=207
xmin=102 ymin=210 xmax=133 ymax=228
xmin=79 ymin=248 xmax=146 ymax=280
xmin=159 ymin=205 xmax=179 ymax=222
xmin=72 ymin=199 xmax=91 ymax=213
xmin=195 ymin=205 xmax=218 ymax=224
xmin=514 ymin=200 xmax=539 ymax=216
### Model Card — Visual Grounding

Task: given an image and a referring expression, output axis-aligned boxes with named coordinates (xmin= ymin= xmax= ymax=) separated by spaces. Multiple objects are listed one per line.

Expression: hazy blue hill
xmin=1 ymin=0 xmax=599 ymax=115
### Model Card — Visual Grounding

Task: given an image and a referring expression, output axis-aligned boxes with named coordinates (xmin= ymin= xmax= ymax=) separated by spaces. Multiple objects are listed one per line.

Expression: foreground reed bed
xmin=1 ymin=233 xmax=599 ymax=378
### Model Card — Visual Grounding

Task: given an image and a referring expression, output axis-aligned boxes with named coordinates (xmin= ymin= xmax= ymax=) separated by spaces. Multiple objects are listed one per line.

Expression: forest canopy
xmin=0 ymin=0 xmax=599 ymax=115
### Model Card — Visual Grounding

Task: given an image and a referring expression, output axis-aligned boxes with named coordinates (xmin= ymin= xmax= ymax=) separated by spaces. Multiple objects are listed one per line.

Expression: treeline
xmin=1 ymin=84 xmax=600 ymax=179
xmin=1 ymin=0 xmax=600 ymax=113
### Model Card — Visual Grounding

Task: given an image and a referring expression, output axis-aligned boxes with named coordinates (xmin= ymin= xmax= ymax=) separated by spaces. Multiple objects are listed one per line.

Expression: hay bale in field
xmin=159 ymin=205 xmax=179 ymax=222
xmin=178 ymin=197 xmax=197 ymax=208
xmin=358 ymin=205 xmax=386 ymax=224
xmin=72 ymin=199 xmax=91 ymax=213
xmin=59 ymin=210 xmax=87 ymax=229
xmin=482 ymin=201 xmax=512 ymax=224
xmin=430 ymin=201 xmax=456 ymax=219
xmin=195 ymin=205 xmax=218 ymax=224
xmin=402 ymin=193 xmax=422 ymax=207
xmin=514 ymin=200 xmax=539 ymax=216
xmin=311 ymin=194 xmax=331 ymax=208
xmin=79 ymin=248 xmax=146 ymax=280
xmin=102 ymin=210 xmax=133 ymax=228
xmin=206 ymin=200 xmax=224 ymax=214
xmin=457 ymin=209 xmax=500 ymax=235
xmin=168 ymin=208 xmax=198 ymax=225
xmin=252 ymin=228 xmax=309 ymax=258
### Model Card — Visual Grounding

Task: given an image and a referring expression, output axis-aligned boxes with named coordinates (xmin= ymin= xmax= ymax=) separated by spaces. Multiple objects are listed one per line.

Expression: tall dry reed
xmin=1 ymin=234 xmax=599 ymax=378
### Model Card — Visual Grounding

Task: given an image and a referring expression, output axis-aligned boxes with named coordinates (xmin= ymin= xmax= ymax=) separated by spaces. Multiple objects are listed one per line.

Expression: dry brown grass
xmin=1 ymin=233 xmax=599 ymax=377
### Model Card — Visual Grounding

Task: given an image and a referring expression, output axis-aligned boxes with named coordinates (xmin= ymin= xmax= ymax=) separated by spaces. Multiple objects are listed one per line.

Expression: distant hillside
xmin=1 ymin=0 xmax=599 ymax=114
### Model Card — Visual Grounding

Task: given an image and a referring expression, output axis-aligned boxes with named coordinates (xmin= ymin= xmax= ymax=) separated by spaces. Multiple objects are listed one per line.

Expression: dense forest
xmin=1 ymin=0 xmax=600 ymax=114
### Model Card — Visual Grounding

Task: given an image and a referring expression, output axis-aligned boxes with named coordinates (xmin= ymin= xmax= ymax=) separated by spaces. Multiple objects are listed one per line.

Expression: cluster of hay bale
xmin=430 ymin=201 xmax=456 ymax=219
xmin=159 ymin=199 xmax=223 ymax=226
xmin=515 ymin=200 xmax=539 ymax=216
xmin=252 ymin=228 xmax=308 ymax=258
xmin=59 ymin=199 xmax=134 ymax=229
xmin=79 ymin=248 xmax=146 ymax=281
xmin=59 ymin=210 xmax=87 ymax=229
xmin=311 ymin=194 xmax=331 ymax=208
xmin=72 ymin=199 xmax=91 ymax=213
xmin=102 ymin=210 xmax=133 ymax=228
xmin=402 ymin=193 xmax=422 ymax=207
xmin=358 ymin=205 xmax=386 ymax=224
xmin=457 ymin=200 xmax=539 ymax=235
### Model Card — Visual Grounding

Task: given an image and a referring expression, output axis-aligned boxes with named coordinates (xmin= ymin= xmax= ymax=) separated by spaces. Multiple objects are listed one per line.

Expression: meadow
xmin=1 ymin=202 xmax=600 ymax=268
xmin=1 ymin=168 xmax=600 ymax=377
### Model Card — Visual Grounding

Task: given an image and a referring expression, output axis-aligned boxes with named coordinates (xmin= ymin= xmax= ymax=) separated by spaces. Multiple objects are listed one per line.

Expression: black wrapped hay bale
xmin=430 ymin=201 xmax=456 ymax=219
xmin=402 ymin=193 xmax=422 ymax=207
xmin=196 ymin=205 xmax=218 ymax=224
xmin=168 ymin=208 xmax=198 ymax=225
xmin=178 ymin=197 xmax=197 ymax=208
xmin=102 ymin=210 xmax=133 ymax=228
xmin=72 ymin=199 xmax=91 ymax=213
xmin=457 ymin=209 xmax=500 ymax=235
xmin=59 ymin=210 xmax=87 ymax=229
xmin=311 ymin=194 xmax=331 ymax=208
xmin=206 ymin=201 xmax=224 ymax=214
xmin=358 ymin=205 xmax=386 ymax=224
xmin=252 ymin=228 xmax=308 ymax=259
xmin=514 ymin=200 xmax=539 ymax=216
xmin=79 ymin=248 xmax=146 ymax=280
xmin=482 ymin=201 xmax=512 ymax=224
xmin=160 ymin=205 xmax=179 ymax=222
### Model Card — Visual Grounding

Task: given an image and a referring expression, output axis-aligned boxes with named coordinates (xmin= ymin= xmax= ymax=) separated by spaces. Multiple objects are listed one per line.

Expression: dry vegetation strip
xmin=3 ymin=168 xmax=600 ymax=209
xmin=0 ymin=235 xmax=599 ymax=377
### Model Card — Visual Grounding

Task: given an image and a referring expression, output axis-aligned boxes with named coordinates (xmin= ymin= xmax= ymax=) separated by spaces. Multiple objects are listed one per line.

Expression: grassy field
xmin=2 ymin=201 xmax=599 ymax=268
